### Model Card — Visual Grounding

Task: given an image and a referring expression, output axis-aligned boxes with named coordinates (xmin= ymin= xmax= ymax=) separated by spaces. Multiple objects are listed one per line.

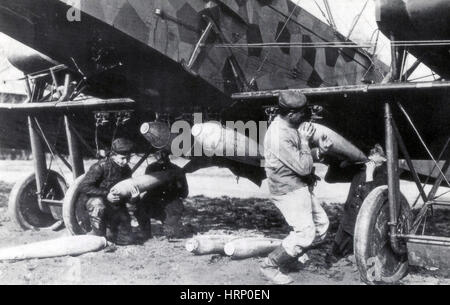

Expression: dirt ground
xmin=0 ymin=161 xmax=450 ymax=285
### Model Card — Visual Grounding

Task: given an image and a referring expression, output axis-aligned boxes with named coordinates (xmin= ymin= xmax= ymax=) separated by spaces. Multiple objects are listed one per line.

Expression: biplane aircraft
xmin=0 ymin=0 xmax=449 ymax=284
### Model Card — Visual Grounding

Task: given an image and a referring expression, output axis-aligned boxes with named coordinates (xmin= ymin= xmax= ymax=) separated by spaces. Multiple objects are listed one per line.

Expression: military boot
xmin=162 ymin=212 xmax=195 ymax=239
xmin=260 ymin=246 xmax=297 ymax=285
xmin=136 ymin=206 xmax=152 ymax=240
xmin=108 ymin=211 xmax=137 ymax=246
xmin=162 ymin=202 xmax=186 ymax=239
xmin=129 ymin=217 xmax=149 ymax=244
xmin=114 ymin=223 xmax=138 ymax=246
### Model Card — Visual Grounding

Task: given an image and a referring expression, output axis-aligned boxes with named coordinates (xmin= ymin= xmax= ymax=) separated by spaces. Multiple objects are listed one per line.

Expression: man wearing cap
xmin=79 ymin=137 xmax=141 ymax=244
xmin=140 ymin=150 xmax=190 ymax=239
xmin=327 ymin=144 xmax=387 ymax=263
xmin=261 ymin=91 xmax=333 ymax=284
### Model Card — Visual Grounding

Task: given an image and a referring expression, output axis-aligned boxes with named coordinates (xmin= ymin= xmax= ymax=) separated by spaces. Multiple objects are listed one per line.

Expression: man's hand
xmin=130 ymin=185 xmax=140 ymax=199
xmin=369 ymin=154 xmax=387 ymax=166
xmin=365 ymin=160 xmax=376 ymax=182
xmin=130 ymin=185 xmax=140 ymax=202
xmin=107 ymin=190 xmax=121 ymax=204
xmin=318 ymin=134 xmax=333 ymax=154
xmin=299 ymin=122 xmax=315 ymax=144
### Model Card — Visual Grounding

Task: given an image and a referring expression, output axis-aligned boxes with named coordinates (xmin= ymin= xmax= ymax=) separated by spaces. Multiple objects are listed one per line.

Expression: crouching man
xmin=78 ymin=138 xmax=142 ymax=245
xmin=262 ymin=91 xmax=333 ymax=284
xmin=140 ymin=150 xmax=191 ymax=239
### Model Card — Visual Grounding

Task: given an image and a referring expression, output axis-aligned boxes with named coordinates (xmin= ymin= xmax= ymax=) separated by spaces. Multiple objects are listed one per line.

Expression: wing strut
xmin=322 ymin=0 xmax=337 ymax=32
xmin=183 ymin=21 xmax=214 ymax=72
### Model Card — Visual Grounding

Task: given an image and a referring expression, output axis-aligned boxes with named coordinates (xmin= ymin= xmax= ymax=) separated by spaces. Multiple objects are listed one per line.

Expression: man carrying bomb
xmin=79 ymin=137 xmax=142 ymax=245
xmin=261 ymin=91 xmax=333 ymax=284
xmin=140 ymin=150 xmax=191 ymax=239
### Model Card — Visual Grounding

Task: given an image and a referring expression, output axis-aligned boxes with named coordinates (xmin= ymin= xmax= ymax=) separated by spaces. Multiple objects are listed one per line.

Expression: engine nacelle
xmin=376 ymin=0 xmax=450 ymax=40
xmin=2 ymin=35 xmax=58 ymax=74
xmin=375 ymin=0 xmax=450 ymax=78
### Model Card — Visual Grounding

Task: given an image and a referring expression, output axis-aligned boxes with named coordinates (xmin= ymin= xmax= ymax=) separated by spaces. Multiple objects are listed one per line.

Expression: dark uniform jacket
xmin=144 ymin=161 xmax=189 ymax=203
xmin=79 ymin=158 xmax=132 ymax=200
xmin=340 ymin=163 xmax=388 ymax=235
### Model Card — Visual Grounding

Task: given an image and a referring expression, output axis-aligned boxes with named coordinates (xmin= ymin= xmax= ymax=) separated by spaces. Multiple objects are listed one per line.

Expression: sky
xmin=0 ymin=0 xmax=435 ymax=94
xmin=291 ymin=0 xmax=433 ymax=80
xmin=293 ymin=0 xmax=390 ymax=60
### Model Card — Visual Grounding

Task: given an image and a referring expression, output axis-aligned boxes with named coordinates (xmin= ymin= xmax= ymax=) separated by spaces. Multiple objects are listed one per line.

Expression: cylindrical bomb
xmin=191 ymin=122 xmax=263 ymax=165
xmin=110 ymin=170 xmax=181 ymax=200
xmin=224 ymin=237 xmax=282 ymax=259
xmin=0 ymin=235 xmax=107 ymax=261
xmin=301 ymin=122 xmax=367 ymax=163
xmin=186 ymin=235 xmax=237 ymax=255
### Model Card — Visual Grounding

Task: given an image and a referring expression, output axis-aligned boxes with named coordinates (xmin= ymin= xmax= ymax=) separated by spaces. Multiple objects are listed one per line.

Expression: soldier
xmin=78 ymin=137 xmax=141 ymax=245
xmin=140 ymin=150 xmax=191 ymax=239
xmin=261 ymin=91 xmax=333 ymax=284
xmin=327 ymin=144 xmax=387 ymax=263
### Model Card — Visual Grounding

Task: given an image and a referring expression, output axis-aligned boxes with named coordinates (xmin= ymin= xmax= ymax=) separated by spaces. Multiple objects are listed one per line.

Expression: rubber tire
xmin=62 ymin=174 xmax=91 ymax=235
xmin=8 ymin=170 xmax=67 ymax=231
xmin=354 ymin=185 xmax=412 ymax=284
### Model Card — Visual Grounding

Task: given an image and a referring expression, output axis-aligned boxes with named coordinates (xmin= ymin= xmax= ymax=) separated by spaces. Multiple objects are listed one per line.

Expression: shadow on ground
xmin=1 ymin=182 xmax=450 ymax=284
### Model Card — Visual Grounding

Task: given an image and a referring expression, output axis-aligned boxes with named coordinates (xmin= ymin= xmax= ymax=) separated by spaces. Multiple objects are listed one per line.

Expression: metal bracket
xmin=182 ymin=21 xmax=214 ymax=72
xmin=94 ymin=110 xmax=133 ymax=127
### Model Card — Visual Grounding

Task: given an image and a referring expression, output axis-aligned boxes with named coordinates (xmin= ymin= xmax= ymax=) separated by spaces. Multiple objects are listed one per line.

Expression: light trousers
xmin=271 ymin=187 xmax=329 ymax=257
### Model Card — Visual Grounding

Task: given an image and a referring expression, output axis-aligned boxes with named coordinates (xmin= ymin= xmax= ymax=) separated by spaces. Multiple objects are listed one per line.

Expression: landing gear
xmin=8 ymin=170 xmax=67 ymax=230
xmin=354 ymin=186 xmax=412 ymax=284
xmin=62 ymin=174 xmax=91 ymax=235
xmin=8 ymin=112 xmax=84 ymax=232
xmin=6 ymin=71 xmax=140 ymax=236
xmin=354 ymin=86 xmax=450 ymax=283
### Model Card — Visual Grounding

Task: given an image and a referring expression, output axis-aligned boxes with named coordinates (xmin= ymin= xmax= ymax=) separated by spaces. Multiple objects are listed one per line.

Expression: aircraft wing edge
xmin=0 ymin=97 xmax=135 ymax=113
xmin=232 ymin=81 xmax=450 ymax=101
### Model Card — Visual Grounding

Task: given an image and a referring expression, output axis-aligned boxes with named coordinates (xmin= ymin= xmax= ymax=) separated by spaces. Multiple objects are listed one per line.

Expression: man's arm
xmin=344 ymin=171 xmax=363 ymax=205
xmin=124 ymin=165 xmax=133 ymax=179
xmin=359 ymin=165 xmax=388 ymax=199
xmin=276 ymin=138 xmax=314 ymax=177
xmin=167 ymin=163 xmax=189 ymax=199
xmin=78 ymin=163 xmax=109 ymax=197
xmin=144 ymin=162 xmax=160 ymax=174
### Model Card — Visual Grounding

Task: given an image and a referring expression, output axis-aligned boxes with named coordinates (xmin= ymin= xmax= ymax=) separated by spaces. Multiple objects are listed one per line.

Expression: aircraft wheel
xmin=8 ymin=170 xmax=67 ymax=231
xmin=63 ymin=174 xmax=92 ymax=235
xmin=354 ymin=185 xmax=412 ymax=284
